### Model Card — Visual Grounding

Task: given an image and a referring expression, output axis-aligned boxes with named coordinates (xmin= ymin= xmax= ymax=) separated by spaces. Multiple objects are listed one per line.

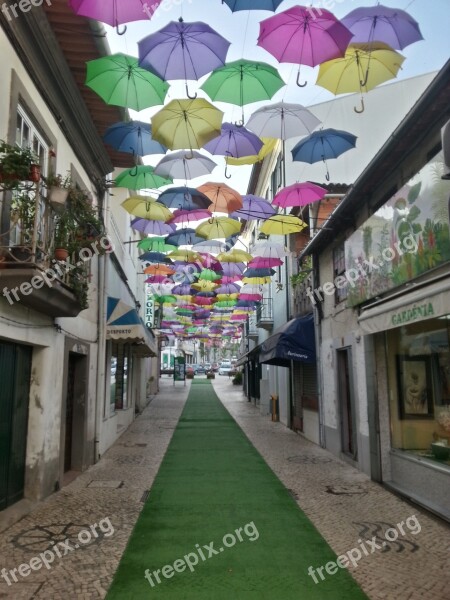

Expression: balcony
xmin=292 ymin=272 xmax=314 ymax=316
xmin=0 ymin=181 xmax=98 ymax=317
xmin=256 ymin=298 xmax=274 ymax=330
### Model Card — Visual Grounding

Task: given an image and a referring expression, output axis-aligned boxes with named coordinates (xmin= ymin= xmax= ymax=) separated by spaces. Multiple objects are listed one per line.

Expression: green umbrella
xmin=138 ymin=237 xmax=177 ymax=251
xmin=115 ymin=166 xmax=173 ymax=191
xmin=201 ymin=59 xmax=285 ymax=124
xmin=155 ymin=295 xmax=177 ymax=304
xmin=215 ymin=300 xmax=237 ymax=308
xmin=85 ymin=53 xmax=169 ymax=111
xmin=198 ymin=269 xmax=222 ymax=282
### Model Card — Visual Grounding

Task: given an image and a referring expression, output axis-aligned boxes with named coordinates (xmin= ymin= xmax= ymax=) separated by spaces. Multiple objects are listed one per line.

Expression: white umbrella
xmin=246 ymin=101 xmax=321 ymax=141
xmin=154 ymin=150 xmax=217 ymax=180
xmin=193 ymin=240 xmax=227 ymax=253
xmin=251 ymin=241 xmax=291 ymax=259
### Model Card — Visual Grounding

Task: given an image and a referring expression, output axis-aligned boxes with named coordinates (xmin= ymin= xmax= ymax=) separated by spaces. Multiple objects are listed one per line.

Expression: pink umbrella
xmin=69 ymin=0 xmax=159 ymax=34
xmin=144 ymin=275 xmax=173 ymax=284
xmin=231 ymin=314 xmax=248 ymax=321
xmin=169 ymin=209 xmax=212 ymax=225
xmin=273 ymin=182 xmax=327 ymax=208
xmin=239 ymin=293 xmax=262 ymax=301
xmin=258 ymin=6 xmax=353 ymax=86
xmin=221 ymin=275 xmax=242 ymax=284
xmin=248 ymin=257 xmax=283 ymax=268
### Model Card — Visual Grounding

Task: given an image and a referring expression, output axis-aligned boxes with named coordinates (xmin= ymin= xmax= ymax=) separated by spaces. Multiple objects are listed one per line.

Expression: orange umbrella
xmin=144 ymin=264 xmax=175 ymax=275
xmin=197 ymin=182 xmax=243 ymax=214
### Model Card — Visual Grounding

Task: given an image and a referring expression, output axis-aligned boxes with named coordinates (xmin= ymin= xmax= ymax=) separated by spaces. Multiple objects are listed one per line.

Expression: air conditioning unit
xmin=442 ymin=119 xmax=450 ymax=180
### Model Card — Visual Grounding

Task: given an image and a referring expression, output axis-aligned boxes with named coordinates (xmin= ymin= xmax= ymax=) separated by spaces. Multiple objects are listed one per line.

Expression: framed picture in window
xmin=397 ymin=355 xmax=434 ymax=419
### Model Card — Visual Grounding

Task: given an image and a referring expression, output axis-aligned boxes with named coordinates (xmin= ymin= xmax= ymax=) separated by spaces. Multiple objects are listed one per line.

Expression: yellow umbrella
xmin=242 ymin=276 xmax=272 ymax=285
xmin=167 ymin=249 xmax=200 ymax=262
xmin=151 ymin=98 xmax=224 ymax=150
xmin=316 ymin=43 xmax=405 ymax=113
xmin=260 ymin=215 xmax=307 ymax=236
xmin=121 ymin=196 xmax=172 ymax=221
xmin=191 ymin=280 xmax=219 ymax=292
xmin=197 ymin=182 xmax=243 ymax=214
xmin=196 ymin=217 xmax=241 ymax=240
xmin=216 ymin=293 xmax=239 ymax=301
xmin=226 ymin=137 xmax=278 ymax=166
xmin=217 ymin=249 xmax=252 ymax=262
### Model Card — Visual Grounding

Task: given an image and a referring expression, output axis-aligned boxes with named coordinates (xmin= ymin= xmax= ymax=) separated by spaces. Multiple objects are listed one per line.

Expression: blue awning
xmin=106 ymin=296 xmax=157 ymax=356
xmin=258 ymin=314 xmax=316 ymax=367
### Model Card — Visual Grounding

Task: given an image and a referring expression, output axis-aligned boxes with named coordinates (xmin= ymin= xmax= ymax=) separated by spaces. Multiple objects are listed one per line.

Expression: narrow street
xmin=0 ymin=378 xmax=448 ymax=599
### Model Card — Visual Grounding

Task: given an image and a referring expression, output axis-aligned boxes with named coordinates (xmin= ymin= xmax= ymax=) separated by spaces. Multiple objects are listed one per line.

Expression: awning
xmin=259 ymin=314 xmax=316 ymax=367
xmin=106 ymin=297 xmax=157 ymax=356
xmin=358 ymin=278 xmax=450 ymax=333
xmin=235 ymin=345 xmax=260 ymax=367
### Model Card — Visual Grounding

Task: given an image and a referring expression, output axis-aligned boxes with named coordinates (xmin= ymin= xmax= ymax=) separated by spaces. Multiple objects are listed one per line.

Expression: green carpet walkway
xmin=107 ymin=381 xmax=367 ymax=599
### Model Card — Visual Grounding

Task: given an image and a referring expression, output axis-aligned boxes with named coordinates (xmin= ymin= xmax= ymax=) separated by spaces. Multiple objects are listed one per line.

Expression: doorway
xmin=62 ymin=352 xmax=87 ymax=478
xmin=337 ymin=348 xmax=357 ymax=459
xmin=0 ymin=342 xmax=32 ymax=510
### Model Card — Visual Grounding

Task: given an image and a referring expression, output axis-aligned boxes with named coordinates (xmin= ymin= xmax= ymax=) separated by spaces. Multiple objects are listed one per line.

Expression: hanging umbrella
xmin=242 ymin=276 xmax=272 ymax=284
xmin=103 ymin=121 xmax=167 ymax=157
xmin=246 ymin=101 xmax=320 ymax=140
xmin=222 ymin=0 xmax=284 ymax=11
xmin=240 ymin=283 xmax=268 ymax=294
xmin=341 ymin=5 xmax=423 ymax=50
xmin=221 ymin=275 xmax=242 ymax=284
xmin=226 ymin=137 xmax=277 ymax=166
xmin=144 ymin=264 xmax=175 ymax=275
xmin=257 ymin=6 xmax=353 ymax=86
xmin=316 ymin=43 xmax=405 ymax=113
xmin=198 ymin=182 xmax=243 ymax=214
xmin=168 ymin=249 xmax=201 ymax=262
xmin=215 ymin=283 xmax=241 ymax=294
xmin=230 ymin=194 xmax=276 ymax=220
xmin=169 ymin=209 xmax=211 ymax=225
xmin=251 ymin=241 xmax=290 ymax=258
xmin=198 ymin=269 xmax=222 ymax=282
xmin=69 ymin=0 xmax=158 ymax=32
xmin=172 ymin=284 xmax=194 ymax=295
xmin=260 ymin=214 xmax=307 ymax=235
xmin=224 ymin=232 xmax=240 ymax=250
xmin=291 ymin=128 xmax=357 ymax=181
xmin=248 ymin=257 xmax=283 ymax=268
xmin=239 ymin=293 xmax=262 ymax=301
xmin=166 ymin=229 xmax=207 ymax=247
xmin=138 ymin=19 xmax=231 ymax=98
xmin=139 ymin=252 xmax=173 ymax=264
xmin=154 ymin=151 xmax=217 ymax=181
xmin=198 ymin=254 xmax=223 ymax=271
xmin=85 ymin=54 xmax=169 ymax=111
xmin=157 ymin=186 xmax=212 ymax=210
xmin=131 ymin=218 xmax=176 ymax=236
xmin=151 ymin=98 xmax=224 ymax=151
xmin=193 ymin=240 xmax=227 ymax=253
xmin=144 ymin=275 xmax=172 ymax=284
xmin=121 ymin=196 xmax=172 ymax=221
xmin=115 ymin=167 xmax=173 ymax=191
xmin=138 ymin=237 xmax=177 ymax=251
xmin=191 ymin=280 xmax=219 ymax=292
xmin=154 ymin=295 xmax=177 ymax=304
xmin=216 ymin=293 xmax=239 ymax=301
xmin=201 ymin=59 xmax=285 ymax=124
xmin=273 ymin=182 xmax=327 ymax=208
xmin=203 ymin=123 xmax=264 ymax=178
xmin=221 ymin=262 xmax=246 ymax=276
xmin=217 ymin=249 xmax=252 ymax=262
xmin=243 ymin=268 xmax=276 ymax=278
xmin=196 ymin=217 xmax=242 ymax=240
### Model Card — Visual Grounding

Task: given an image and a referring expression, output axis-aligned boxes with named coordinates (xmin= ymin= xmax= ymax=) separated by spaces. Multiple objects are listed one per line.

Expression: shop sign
xmin=145 ymin=296 xmax=155 ymax=328
xmin=391 ymin=302 xmax=434 ymax=326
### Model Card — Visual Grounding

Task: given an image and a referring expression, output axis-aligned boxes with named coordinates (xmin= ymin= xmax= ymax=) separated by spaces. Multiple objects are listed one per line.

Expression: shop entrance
xmin=337 ymin=348 xmax=357 ymax=459
xmin=62 ymin=352 xmax=87 ymax=475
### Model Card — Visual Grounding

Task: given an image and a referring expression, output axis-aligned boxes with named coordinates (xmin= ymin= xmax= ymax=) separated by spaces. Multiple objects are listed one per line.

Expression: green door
xmin=0 ymin=342 xmax=32 ymax=510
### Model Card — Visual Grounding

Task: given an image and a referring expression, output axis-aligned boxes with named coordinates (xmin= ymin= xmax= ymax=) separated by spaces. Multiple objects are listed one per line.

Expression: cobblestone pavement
xmin=212 ymin=377 xmax=450 ymax=600
xmin=0 ymin=377 xmax=448 ymax=599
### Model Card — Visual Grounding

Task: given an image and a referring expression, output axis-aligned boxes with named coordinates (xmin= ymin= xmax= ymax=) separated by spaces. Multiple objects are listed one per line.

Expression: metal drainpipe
xmin=311 ymin=252 xmax=326 ymax=448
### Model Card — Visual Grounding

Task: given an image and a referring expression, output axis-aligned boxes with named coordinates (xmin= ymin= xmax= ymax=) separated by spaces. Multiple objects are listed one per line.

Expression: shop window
xmin=110 ymin=343 xmax=131 ymax=411
xmin=333 ymin=244 xmax=347 ymax=303
xmin=386 ymin=316 xmax=450 ymax=467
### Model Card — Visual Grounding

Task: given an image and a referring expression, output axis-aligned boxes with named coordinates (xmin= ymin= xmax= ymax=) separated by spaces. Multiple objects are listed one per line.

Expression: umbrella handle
xmin=116 ymin=24 xmax=127 ymax=35
xmin=233 ymin=119 xmax=245 ymax=128
xmin=354 ymin=97 xmax=365 ymax=114
xmin=296 ymin=71 xmax=307 ymax=87
xmin=224 ymin=162 xmax=232 ymax=179
xmin=186 ymin=82 xmax=198 ymax=99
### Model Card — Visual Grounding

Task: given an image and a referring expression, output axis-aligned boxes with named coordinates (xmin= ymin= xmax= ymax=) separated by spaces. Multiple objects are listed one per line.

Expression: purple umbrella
xmin=172 ymin=284 xmax=195 ymax=295
xmin=169 ymin=209 xmax=211 ymax=225
xmin=69 ymin=0 xmax=158 ymax=34
xmin=230 ymin=194 xmax=276 ymax=221
xmin=215 ymin=283 xmax=241 ymax=294
xmin=341 ymin=5 xmax=423 ymax=50
xmin=130 ymin=219 xmax=176 ymax=236
xmin=221 ymin=262 xmax=246 ymax=276
xmin=138 ymin=19 xmax=231 ymax=98
xmin=258 ymin=6 xmax=353 ymax=86
xmin=203 ymin=123 xmax=263 ymax=179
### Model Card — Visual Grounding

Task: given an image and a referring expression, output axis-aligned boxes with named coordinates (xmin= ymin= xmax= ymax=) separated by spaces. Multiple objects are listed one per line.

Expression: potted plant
xmin=0 ymin=140 xmax=40 ymax=188
xmin=69 ymin=188 xmax=103 ymax=243
xmin=206 ymin=371 xmax=215 ymax=379
xmin=45 ymin=172 xmax=72 ymax=212
xmin=53 ymin=211 xmax=70 ymax=261
xmin=9 ymin=191 xmax=36 ymax=264
xmin=232 ymin=371 xmax=243 ymax=385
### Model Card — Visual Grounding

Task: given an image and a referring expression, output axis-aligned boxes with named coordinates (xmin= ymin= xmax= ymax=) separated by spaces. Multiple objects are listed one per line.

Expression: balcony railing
xmin=256 ymin=298 xmax=274 ymax=330
xmin=292 ymin=272 xmax=314 ymax=316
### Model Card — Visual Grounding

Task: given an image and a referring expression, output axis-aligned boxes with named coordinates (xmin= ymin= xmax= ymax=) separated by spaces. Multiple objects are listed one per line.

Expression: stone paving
xmin=0 ymin=376 xmax=448 ymax=599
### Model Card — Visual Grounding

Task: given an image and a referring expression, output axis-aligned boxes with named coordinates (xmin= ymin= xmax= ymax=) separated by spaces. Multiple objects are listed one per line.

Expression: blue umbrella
xmin=158 ymin=186 xmax=212 ymax=211
xmin=103 ymin=121 xmax=167 ymax=156
xmin=243 ymin=268 xmax=276 ymax=278
xmin=291 ymin=128 xmax=357 ymax=181
xmin=138 ymin=252 xmax=173 ymax=264
xmin=166 ymin=228 xmax=206 ymax=246
xmin=222 ymin=0 xmax=284 ymax=11
xmin=224 ymin=232 xmax=240 ymax=250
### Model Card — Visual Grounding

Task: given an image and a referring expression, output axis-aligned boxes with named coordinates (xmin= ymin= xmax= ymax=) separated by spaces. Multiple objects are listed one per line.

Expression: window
xmin=333 ymin=244 xmax=347 ymax=303
xmin=270 ymin=154 xmax=283 ymax=198
xmin=16 ymin=106 xmax=48 ymax=175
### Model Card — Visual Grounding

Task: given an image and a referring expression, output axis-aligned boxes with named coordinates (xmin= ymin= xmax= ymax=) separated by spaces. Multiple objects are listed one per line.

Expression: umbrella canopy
xmin=139 ymin=251 xmax=172 ymax=264
xmin=193 ymin=240 xmax=227 ymax=253
xmin=273 ymin=182 xmax=327 ymax=208
xmin=222 ymin=0 xmax=284 ymax=11
xmin=196 ymin=217 xmax=242 ymax=240
xmin=260 ymin=214 xmax=307 ymax=235
xmin=204 ymin=123 xmax=263 ymax=158
xmin=166 ymin=228 xmax=206 ymax=246
xmin=103 ymin=121 xmax=166 ymax=156
xmin=85 ymin=54 xmax=169 ymax=111
xmin=250 ymin=241 xmax=290 ymax=259
xmin=157 ymin=186 xmax=212 ymax=210
xmin=198 ymin=269 xmax=222 ymax=282
xmin=291 ymin=128 xmax=357 ymax=180
xmin=115 ymin=166 xmax=173 ymax=191
xmin=169 ymin=209 xmax=211 ymax=225
xmin=154 ymin=150 xmax=217 ymax=181
xmin=230 ymin=194 xmax=276 ymax=220
xmin=258 ymin=6 xmax=353 ymax=86
xmin=191 ymin=280 xmax=219 ymax=292
xmin=144 ymin=264 xmax=175 ymax=275
xmin=199 ymin=254 xmax=223 ymax=270
xmin=217 ymin=249 xmax=252 ymax=262
xmin=69 ymin=0 xmax=159 ymax=28
xmin=198 ymin=182 xmax=243 ymax=214
xmin=341 ymin=4 xmax=423 ymax=50
xmin=138 ymin=237 xmax=177 ymax=251
xmin=138 ymin=19 xmax=231 ymax=96
xmin=221 ymin=262 xmax=246 ymax=276
xmin=201 ymin=59 xmax=285 ymax=123
xmin=239 ymin=293 xmax=263 ymax=301
xmin=316 ymin=43 xmax=405 ymax=112
xmin=131 ymin=218 xmax=176 ymax=236
xmin=246 ymin=101 xmax=320 ymax=140
xmin=225 ymin=137 xmax=277 ymax=166
xmin=243 ymin=268 xmax=276 ymax=278
xmin=151 ymin=99 xmax=224 ymax=150
xmin=242 ymin=276 xmax=272 ymax=284
xmin=121 ymin=196 xmax=172 ymax=221
xmin=248 ymin=257 xmax=283 ymax=268
xmin=215 ymin=283 xmax=241 ymax=294
xmin=168 ymin=249 xmax=201 ymax=262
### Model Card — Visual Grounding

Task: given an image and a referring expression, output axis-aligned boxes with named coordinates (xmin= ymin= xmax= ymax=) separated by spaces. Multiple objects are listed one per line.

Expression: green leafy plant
xmin=0 ymin=140 xmax=39 ymax=188
xmin=290 ymin=256 xmax=313 ymax=287
xmin=44 ymin=172 xmax=72 ymax=189
xmin=10 ymin=191 xmax=36 ymax=245
xmin=232 ymin=371 xmax=242 ymax=385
